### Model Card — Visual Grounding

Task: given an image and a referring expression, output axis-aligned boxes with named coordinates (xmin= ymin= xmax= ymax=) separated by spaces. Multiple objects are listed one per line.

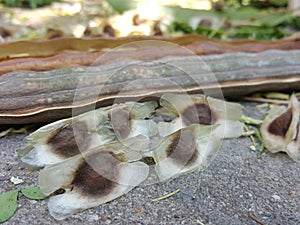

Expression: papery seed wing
xmin=153 ymin=124 xmax=221 ymax=182
xmin=261 ymin=94 xmax=300 ymax=160
xmin=157 ymin=119 xmax=182 ymax=137
xmin=39 ymin=141 xmax=149 ymax=220
xmin=20 ymin=108 xmax=114 ymax=168
xmin=109 ymin=101 xmax=157 ymax=139
xmin=206 ymin=96 xmax=243 ymax=121
xmin=213 ymin=120 xmax=244 ymax=139
xmin=158 ymin=93 xmax=243 ymax=138
xmin=127 ymin=101 xmax=158 ymax=119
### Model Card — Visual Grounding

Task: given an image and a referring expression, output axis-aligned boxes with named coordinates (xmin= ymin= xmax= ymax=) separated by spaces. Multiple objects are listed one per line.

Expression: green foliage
xmin=249 ymin=0 xmax=287 ymax=8
xmin=233 ymin=25 xmax=285 ymax=40
xmin=172 ymin=22 xmax=223 ymax=39
xmin=0 ymin=190 xmax=18 ymax=223
xmin=284 ymin=17 xmax=300 ymax=30
xmin=105 ymin=0 xmax=137 ymax=13
xmin=0 ymin=187 xmax=46 ymax=223
xmin=0 ymin=0 xmax=60 ymax=8
xmin=20 ymin=187 xmax=46 ymax=200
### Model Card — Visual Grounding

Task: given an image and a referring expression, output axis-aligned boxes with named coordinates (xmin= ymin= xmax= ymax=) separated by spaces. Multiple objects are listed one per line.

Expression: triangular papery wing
xmin=261 ymin=94 xmax=300 ymax=160
xmin=20 ymin=108 xmax=114 ymax=167
xmin=109 ymin=101 xmax=157 ymax=140
xmin=46 ymin=161 xmax=148 ymax=220
xmin=157 ymin=93 xmax=243 ymax=138
xmin=153 ymin=124 xmax=221 ymax=182
xmin=39 ymin=143 xmax=149 ymax=220
xmin=126 ymin=101 xmax=158 ymax=119
xmin=20 ymin=101 xmax=158 ymax=167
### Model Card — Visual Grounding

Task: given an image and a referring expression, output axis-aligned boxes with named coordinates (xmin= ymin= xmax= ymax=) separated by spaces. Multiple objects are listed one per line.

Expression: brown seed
xmin=268 ymin=108 xmax=293 ymax=136
xmin=153 ymin=21 xmax=162 ymax=36
xmin=109 ymin=107 xmax=131 ymax=139
xmin=103 ymin=24 xmax=115 ymax=37
xmin=48 ymin=121 xmax=91 ymax=158
xmin=181 ymin=103 xmax=215 ymax=126
xmin=0 ymin=26 xmax=12 ymax=38
xmin=132 ymin=14 xmax=146 ymax=26
xmin=294 ymin=122 xmax=299 ymax=141
xmin=83 ymin=26 xmax=92 ymax=37
xmin=71 ymin=152 xmax=118 ymax=196
xmin=198 ymin=19 xmax=212 ymax=28
xmin=166 ymin=129 xmax=198 ymax=167
xmin=46 ymin=28 xmax=65 ymax=39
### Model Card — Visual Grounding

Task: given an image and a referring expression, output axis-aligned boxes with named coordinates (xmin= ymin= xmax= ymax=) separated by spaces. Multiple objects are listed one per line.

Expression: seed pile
xmin=19 ymin=93 xmax=245 ymax=220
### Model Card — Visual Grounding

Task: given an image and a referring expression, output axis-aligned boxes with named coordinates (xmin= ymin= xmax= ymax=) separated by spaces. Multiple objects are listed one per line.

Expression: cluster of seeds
xmin=20 ymin=93 xmax=244 ymax=220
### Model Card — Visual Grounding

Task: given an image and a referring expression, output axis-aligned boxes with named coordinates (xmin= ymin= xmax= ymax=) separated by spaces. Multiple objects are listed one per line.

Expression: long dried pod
xmin=152 ymin=124 xmax=221 ymax=182
xmin=261 ymin=94 xmax=300 ymax=160
xmin=157 ymin=93 xmax=244 ymax=138
xmin=20 ymin=101 xmax=157 ymax=167
xmin=1 ymin=50 xmax=300 ymax=124
xmin=1 ymin=34 xmax=300 ymax=72
xmin=39 ymin=137 xmax=149 ymax=220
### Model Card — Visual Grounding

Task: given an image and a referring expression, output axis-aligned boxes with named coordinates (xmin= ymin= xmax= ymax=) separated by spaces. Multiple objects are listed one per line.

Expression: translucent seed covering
xmin=20 ymin=101 xmax=157 ymax=167
xmin=261 ymin=94 xmax=300 ymax=161
xmin=157 ymin=93 xmax=244 ymax=139
xmin=19 ymin=94 xmax=245 ymax=219
xmin=19 ymin=107 xmax=113 ymax=168
xmin=152 ymin=124 xmax=221 ymax=182
xmin=38 ymin=136 xmax=149 ymax=220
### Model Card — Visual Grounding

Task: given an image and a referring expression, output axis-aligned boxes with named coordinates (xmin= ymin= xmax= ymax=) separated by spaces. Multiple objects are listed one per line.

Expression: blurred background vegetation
xmin=0 ymin=0 xmax=299 ymax=41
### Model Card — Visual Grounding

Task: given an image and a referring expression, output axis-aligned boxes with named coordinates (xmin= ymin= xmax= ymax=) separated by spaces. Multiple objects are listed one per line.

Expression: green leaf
xmin=171 ymin=22 xmax=223 ymax=39
xmin=106 ymin=0 xmax=137 ymax=13
xmin=195 ymin=26 xmax=223 ymax=39
xmin=225 ymin=6 xmax=261 ymax=20
xmin=269 ymin=0 xmax=287 ymax=7
xmin=21 ymin=187 xmax=46 ymax=200
xmin=254 ymin=12 xmax=292 ymax=27
xmin=233 ymin=25 xmax=285 ymax=40
xmin=173 ymin=21 xmax=194 ymax=34
xmin=0 ymin=190 xmax=19 ymax=223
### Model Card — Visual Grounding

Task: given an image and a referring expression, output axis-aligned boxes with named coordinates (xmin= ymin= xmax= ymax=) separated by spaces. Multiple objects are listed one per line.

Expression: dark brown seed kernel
xmin=103 ymin=24 xmax=115 ymax=37
xmin=109 ymin=107 xmax=131 ymax=139
xmin=293 ymin=121 xmax=299 ymax=141
xmin=268 ymin=108 xmax=293 ymax=136
xmin=166 ymin=129 xmax=198 ymax=167
xmin=52 ymin=188 xmax=66 ymax=196
xmin=140 ymin=156 xmax=156 ymax=165
xmin=71 ymin=152 xmax=119 ymax=196
xmin=182 ymin=103 xmax=215 ymax=126
xmin=153 ymin=21 xmax=162 ymax=36
xmin=132 ymin=14 xmax=146 ymax=26
xmin=48 ymin=121 xmax=91 ymax=158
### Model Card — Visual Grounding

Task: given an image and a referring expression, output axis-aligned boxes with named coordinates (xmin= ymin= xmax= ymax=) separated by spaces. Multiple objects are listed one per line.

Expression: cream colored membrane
xmin=38 ymin=135 xmax=150 ymax=194
xmin=21 ymin=107 xmax=114 ymax=167
xmin=128 ymin=120 xmax=158 ymax=138
xmin=261 ymin=94 xmax=300 ymax=160
xmin=109 ymin=101 xmax=158 ymax=140
xmin=153 ymin=124 xmax=221 ymax=182
xmin=126 ymin=101 xmax=158 ymax=119
xmin=157 ymin=93 xmax=243 ymax=138
xmin=21 ymin=101 xmax=157 ymax=167
xmin=45 ymin=161 xmax=149 ymax=220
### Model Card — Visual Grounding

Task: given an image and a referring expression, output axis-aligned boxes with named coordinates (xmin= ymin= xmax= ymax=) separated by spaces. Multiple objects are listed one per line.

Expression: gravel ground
xmin=0 ymin=102 xmax=299 ymax=225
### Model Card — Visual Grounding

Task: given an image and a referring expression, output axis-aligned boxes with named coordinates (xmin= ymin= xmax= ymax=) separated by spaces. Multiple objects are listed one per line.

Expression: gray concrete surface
xmin=1 ymin=102 xmax=299 ymax=225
